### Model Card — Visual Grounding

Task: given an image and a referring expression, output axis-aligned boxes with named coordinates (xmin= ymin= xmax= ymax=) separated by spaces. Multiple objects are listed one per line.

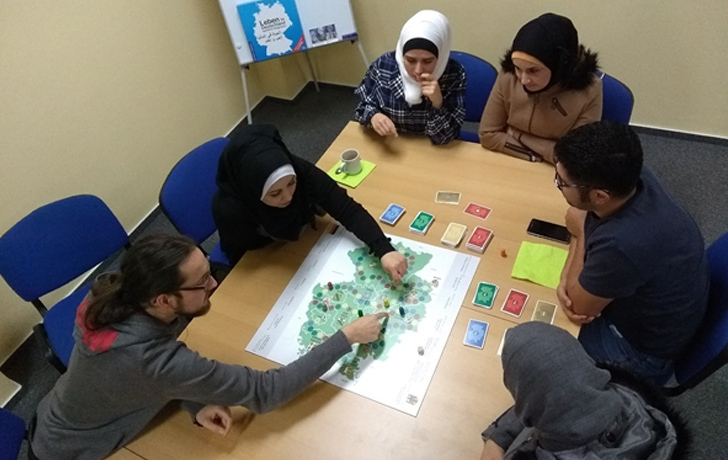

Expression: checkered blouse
xmin=354 ymin=52 xmax=466 ymax=145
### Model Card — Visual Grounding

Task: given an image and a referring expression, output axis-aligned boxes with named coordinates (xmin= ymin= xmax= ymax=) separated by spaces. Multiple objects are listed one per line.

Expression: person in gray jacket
xmin=479 ymin=322 xmax=689 ymax=460
xmin=28 ymin=234 xmax=388 ymax=460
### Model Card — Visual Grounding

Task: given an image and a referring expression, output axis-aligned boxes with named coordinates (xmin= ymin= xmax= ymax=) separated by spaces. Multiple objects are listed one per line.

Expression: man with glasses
xmin=553 ymin=121 xmax=708 ymax=386
xmin=29 ymin=234 xmax=388 ymax=460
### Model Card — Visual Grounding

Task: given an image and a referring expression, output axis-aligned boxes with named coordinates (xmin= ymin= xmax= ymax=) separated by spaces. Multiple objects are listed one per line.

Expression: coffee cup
xmin=337 ymin=149 xmax=362 ymax=175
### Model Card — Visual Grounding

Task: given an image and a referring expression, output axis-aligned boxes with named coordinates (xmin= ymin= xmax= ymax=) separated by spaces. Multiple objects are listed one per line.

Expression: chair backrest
xmin=159 ymin=137 xmax=229 ymax=244
xmin=672 ymin=232 xmax=728 ymax=393
xmin=0 ymin=195 xmax=130 ymax=306
xmin=0 ymin=408 xmax=26 ymax=460
xmin=600 ymin=72 xmax=634 ymax=124
xmin=450 ymin=51 xmax=498 ymax=123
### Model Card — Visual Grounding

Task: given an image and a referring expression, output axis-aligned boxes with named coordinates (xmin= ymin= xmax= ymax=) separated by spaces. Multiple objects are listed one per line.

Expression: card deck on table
xmin=435 ymin=191 xmax=461 ymax=205
xmin=500 ymin=288 xmax=530 ymax=318
xmin=466 ymin=226 xmax=494 ymax=254
xmin=497 ymin=328 xmax=511 ymax=356
xmin=409 ymin=211 xmax=435 ymax=235
xmin=472 ymin=282 xmax=499 ymax=309
xmin=463 ymin=202 xmax=492 ymax=220
xmin=379 ymin=203 xmax=405 ymax=225
xmin=463 ymin=319 xmax=489 ymax=349
xmin=532 ymin=300 xmax=557 ymax=324
xmin=440 ymin=222 xmax=467 ymax=247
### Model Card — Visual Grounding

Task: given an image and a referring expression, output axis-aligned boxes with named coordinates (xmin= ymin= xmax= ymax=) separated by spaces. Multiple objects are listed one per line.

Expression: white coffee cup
xmin=338 ymin=149 xmax=362 ymax=175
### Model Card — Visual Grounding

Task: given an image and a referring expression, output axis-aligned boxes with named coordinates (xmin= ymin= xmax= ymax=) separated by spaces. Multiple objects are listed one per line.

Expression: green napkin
xmin=511 ymin=241 xmax=568 ymax=289
xmin=326 ymin=160 xmax=376 ymax=188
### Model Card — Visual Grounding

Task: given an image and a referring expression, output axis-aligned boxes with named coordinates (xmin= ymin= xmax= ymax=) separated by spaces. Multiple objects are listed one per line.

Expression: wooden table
xmin=123 ymin=123 xmax=576 ymax=460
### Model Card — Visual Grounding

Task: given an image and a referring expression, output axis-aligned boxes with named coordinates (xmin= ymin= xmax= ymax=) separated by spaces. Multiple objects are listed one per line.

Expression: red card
xmin=467 ymin=227 xmax=492 ymax=248
xmin=500 ymin=289 xmax=529 ymax=317
xmin=464 ymin=202 xmax=492 ymax=219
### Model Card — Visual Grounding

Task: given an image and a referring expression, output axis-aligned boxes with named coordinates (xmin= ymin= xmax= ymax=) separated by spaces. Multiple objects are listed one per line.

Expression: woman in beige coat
xmin=479 ymin=13 xmax=602 ymax=164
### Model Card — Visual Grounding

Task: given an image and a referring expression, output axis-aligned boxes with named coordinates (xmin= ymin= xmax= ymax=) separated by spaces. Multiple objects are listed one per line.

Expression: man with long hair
xmin=29 ymin=234 xmax=387 ymax=460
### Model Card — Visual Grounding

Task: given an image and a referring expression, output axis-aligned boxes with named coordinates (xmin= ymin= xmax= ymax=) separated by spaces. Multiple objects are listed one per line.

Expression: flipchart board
xmin=218 ymin=0 xmax=359 ymax=66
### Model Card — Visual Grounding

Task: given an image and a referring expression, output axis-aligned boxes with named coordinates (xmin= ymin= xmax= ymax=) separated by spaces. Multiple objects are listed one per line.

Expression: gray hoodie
xmin=30 ymin=301 xmax=351 ymax=460
xmin=482 ymin=322 xmax=679 ymax=460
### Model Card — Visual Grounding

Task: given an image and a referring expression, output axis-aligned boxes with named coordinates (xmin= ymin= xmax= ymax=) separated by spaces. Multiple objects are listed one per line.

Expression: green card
xmin=409 ymin=211 xmax=435 ymax=234
xmin=473 ymin=282 xmax=499 ymax=309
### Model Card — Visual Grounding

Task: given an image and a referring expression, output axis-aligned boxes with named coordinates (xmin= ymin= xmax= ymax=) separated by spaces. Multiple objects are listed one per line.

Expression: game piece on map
xmin=358 ymin=309 xmax=363 ymax=317
xmin=441 ymin=223 xmax=467 ymax=247
xmin=472 ymin=282 xmax=499 ymax=309
xmin=383 ymin=298 xmax=389 ymax=308
xmin=379 ymin=203 xmax=406 ymax=225
xmin=409 ymin=211 xmax=435 ymax=235
xmin=500 ymin=289 xmax=530 ymax=318
xmin=497 ymin=328 xmax=511 ymax=356
xmin=327 ymin=281 xmax=334 ymax=290
xmin=466 ymin=227 xmax=493 ymax=254
xmin=532 ymin=300 xmax=557 ymax=324
xmin=435 ymin=191 xmax=461 ymax=204
xmin=463 ymin=202 xmax=492 ymax=220
xmin=399 ymin=306 xmax=406 ymax=317
xmin=463 ymin=319 xmax=489 ymax=349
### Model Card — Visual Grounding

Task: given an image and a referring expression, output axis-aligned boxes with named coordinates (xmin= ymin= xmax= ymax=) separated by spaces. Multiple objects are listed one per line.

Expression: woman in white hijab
xmin=354 ymin=10 xmax=466 ymax=145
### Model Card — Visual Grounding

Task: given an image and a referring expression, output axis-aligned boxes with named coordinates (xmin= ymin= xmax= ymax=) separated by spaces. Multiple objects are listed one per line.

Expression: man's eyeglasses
xmin=554 ymin=169 xmax=590 ymax=191
xmin=178 ymin=272 xmax=214 ymax=295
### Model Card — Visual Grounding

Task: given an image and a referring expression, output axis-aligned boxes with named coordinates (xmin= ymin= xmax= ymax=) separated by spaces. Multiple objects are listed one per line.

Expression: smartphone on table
xmin=527 ymin=218 xmax=571 ymax=244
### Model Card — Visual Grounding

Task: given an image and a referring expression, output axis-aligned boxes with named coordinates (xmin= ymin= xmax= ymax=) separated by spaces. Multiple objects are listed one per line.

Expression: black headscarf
xmin=510 ymin=13 xmax=579 ymax=92
xmin=215 ymin=124 xmax=313 ymax=242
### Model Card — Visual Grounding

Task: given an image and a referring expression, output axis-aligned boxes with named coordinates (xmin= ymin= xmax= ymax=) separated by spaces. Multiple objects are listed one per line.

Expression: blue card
xmin=379 ymin=203 xmax=405 ymax=226
xmin=463 ymin=319 xmax=489 ymax=349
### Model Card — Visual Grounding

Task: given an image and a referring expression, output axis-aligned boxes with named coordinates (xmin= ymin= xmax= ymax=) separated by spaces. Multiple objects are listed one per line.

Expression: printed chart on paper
xmin=246 ymin=225 xmax=479 ymax=415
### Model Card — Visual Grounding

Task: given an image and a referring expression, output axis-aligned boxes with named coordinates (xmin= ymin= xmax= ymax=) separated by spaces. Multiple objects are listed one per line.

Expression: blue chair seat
xmin=450 ymin=51 xmax=498 ymax=143
xmin=667 ymin=232 xmax=728 ymax=395
xmin=0 ymin=194 xmax=129 ymax=373
xmin=159 ymin=138 xmax=231 ymax=271
xmin=0 ymin=408 xmax=26 ymax=460
xmin=599 ymin=72 xmax=634 ymax=124
xmin=40 ymin=286 xmax=90 ymax=367
xmin=209 ymin=242 xmax=230 ymax=267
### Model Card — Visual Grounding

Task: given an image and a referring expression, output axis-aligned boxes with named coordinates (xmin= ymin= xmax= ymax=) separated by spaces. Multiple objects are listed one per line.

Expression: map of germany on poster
xmin=237 ymin=0 xmax=306 ymax=61
xmin=246 ymin=225 xmax=479 ymax=416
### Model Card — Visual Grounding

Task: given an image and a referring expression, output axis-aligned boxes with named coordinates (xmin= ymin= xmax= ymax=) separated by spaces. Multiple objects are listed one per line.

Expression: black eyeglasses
xmin=554 ymin=169 xmax=590 ymax=191
xmin=178 ymin=272 xmax=214 ymax=295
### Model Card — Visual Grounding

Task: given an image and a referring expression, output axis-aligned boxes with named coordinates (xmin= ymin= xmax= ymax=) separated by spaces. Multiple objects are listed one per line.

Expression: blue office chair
xmin=0 ymin=408 xmax=25 ymax=460
xmin=599 ymin=72 xmax=634 ymax=124
xmin=450 ymin=51 xmax=498 ymax=143
xmin=159 ymin=137 xmax=230 ymax=268
xmin=667 ymin=232 xmax=728 ymax=395
xmin=0 ymin=195 xmax=130 ymax=373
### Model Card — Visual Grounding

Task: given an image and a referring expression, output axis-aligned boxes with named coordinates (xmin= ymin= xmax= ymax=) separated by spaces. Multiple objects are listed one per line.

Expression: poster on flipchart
xmin=219 ymin=0 xmax=359 ymax=65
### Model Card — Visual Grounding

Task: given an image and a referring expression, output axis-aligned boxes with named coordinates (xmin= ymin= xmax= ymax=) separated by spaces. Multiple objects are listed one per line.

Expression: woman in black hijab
xmin=212 ymin=124 xmax=407 ymax=282
xmin=479 ymin=13 xmax=602 ymax=164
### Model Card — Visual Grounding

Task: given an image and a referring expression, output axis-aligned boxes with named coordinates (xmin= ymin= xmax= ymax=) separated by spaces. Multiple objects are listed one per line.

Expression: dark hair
xmin=554 ymin=121 xmax=643 ymax=198
xmin=84 ymin=234 xmax=197 ymax=330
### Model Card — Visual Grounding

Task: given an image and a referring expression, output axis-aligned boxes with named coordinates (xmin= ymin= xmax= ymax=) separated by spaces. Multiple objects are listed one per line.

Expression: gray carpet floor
xmin=3 ymin=83 xmax=727 ymax=459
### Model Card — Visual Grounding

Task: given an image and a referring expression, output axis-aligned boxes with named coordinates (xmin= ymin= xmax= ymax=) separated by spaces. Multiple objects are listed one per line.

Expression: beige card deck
xmin=440 ymin=222 xmax=467 ymax=247
xmin=531 ymin=300 xmax=557 ymax=324
xmin=435 ymin=191 xmax=461 ymax=204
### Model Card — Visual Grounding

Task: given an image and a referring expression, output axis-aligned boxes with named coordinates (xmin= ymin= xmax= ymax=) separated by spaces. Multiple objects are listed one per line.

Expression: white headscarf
xmin=395 ymin=10 xmax=452 ymax=106
xmin=260 ymin=164 xmax=296 ymax=200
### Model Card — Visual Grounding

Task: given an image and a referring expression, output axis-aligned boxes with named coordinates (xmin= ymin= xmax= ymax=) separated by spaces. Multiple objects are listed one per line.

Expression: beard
xmin=184 ymin=299 xmax=211 ymax=319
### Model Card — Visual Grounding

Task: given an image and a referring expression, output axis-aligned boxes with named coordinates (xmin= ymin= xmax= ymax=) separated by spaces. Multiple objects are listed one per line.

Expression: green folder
xmin=326 ymin=160 xmax=376 ymax=188
xmin=511 ymin=241 xmax=568 ymax=289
